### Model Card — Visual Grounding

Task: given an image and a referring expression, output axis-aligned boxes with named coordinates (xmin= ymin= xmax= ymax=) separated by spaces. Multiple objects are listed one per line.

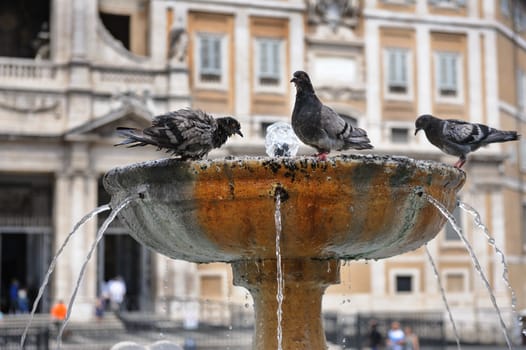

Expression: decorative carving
xmin=0 ymin=92 xmax=60 ymax=113
xmin=168 ymin=17 xmax=189 ymax=64
xmin=316 ymin=86 xmax=365 ymax=101
xmin=32 ymin=22 xmax=51 ymax=60
xmin=307 ymin=0 xmax=360 ymax=32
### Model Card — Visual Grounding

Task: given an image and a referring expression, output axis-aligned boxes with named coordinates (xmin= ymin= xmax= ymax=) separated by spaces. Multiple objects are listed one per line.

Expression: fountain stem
xmin=232 ymin=258 xmax=340 ymax=350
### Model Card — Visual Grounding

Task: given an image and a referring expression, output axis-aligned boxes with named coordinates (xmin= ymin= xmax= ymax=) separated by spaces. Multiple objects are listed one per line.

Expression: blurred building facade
xmin=0 ymin=0 xmax=525 ymax=342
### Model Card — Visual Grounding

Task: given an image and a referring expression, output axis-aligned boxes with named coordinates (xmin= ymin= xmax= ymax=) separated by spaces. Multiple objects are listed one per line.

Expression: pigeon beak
xmin=236 ymin=130 xmax=244 ymax=137
xmin=290 ymin=77 xmax=297 ymax=83
xmin=414 ymin=128 xmax=421 ymax=136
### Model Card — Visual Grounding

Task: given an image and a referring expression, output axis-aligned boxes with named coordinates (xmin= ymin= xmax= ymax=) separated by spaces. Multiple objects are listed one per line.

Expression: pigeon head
xmin=290 ymin=71 xmax=315 ymax=93
xmin=216 ymin=116 xmax=243 ymax=137
xmin=415 ymin=114 xmax=436 ymax=135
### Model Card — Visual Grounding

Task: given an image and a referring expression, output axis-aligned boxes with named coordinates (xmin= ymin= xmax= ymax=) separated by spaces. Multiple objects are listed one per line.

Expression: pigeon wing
xmin=144 ymin=109 xmax=217 ymax=151
xmin=442 ymin=119 xmax=489 ymax=145
xmin=320 ymin=105 xmax=372 ymax=150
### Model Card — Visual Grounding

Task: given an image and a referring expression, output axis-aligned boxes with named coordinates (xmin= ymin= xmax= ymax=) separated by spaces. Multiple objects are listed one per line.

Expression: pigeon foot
xmin=316 ymin=152 xmax=328 ymax=161
xmin=454 ymin=159 xmax=465 ymax=169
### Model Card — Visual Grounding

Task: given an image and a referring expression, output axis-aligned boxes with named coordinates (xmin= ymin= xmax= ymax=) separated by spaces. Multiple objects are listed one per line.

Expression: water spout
xmin=56 ymin=194 xmax=140 ymax=348
xmin=424 ymin=194 xmax=513 ymax=349
xmin=20 ymin=204 xmax=111 ymax=349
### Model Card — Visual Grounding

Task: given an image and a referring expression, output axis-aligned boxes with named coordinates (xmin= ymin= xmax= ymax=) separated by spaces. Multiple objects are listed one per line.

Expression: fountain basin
xmin=103 ymin=155 xmax=464 ymax=262
xmin=103 ymin=155 xmax=465 ymax=350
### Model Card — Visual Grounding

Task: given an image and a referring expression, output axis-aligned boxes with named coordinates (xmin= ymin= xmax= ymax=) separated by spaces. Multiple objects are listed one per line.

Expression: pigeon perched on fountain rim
xmin=414 ymin=114 xmax=520 ymax=168
xmin=290 ymin=70 xmax=373 ymax=160
xmin=114 ymin=108 xmax=243 ymax=160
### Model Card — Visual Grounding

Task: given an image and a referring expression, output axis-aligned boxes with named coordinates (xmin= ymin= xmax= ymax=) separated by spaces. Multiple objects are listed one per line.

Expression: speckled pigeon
xmin=115 ymin=108 xmax=243 ymax=160
xmin=290 ymin=70 xmax=373 ymax=160
xmin=415 ymin=114 xmax=520 ymax=168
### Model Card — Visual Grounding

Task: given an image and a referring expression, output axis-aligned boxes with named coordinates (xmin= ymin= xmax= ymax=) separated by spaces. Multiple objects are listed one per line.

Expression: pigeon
xmin=415 ymin=114 xmax=520 ymax=168
xmin=290 ymin=70 xmax=373 ymax=160
xmin=115 ymin=108 xmax=243 ymax=160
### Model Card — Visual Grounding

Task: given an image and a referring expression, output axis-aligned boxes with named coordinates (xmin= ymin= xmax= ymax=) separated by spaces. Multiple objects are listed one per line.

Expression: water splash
xmin=56 ymin=194 xmax=139 ymax=348
xmin=274 ymin=189 xmax=284 ymax=350
xmin=458 ymin=201 xmax=519 ymax=323
xmin=424 ymin=193 xmax=512 ymax=349
xmin=424 ymin=244 xmax=461 ymax=350
xmin=20 ymin=204 xmax=111 ymax=349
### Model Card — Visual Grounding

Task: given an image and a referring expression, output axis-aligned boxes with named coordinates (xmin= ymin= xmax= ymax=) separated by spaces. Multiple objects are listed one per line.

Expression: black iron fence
xmin=324 ymin=312 xmax=446 ymax=349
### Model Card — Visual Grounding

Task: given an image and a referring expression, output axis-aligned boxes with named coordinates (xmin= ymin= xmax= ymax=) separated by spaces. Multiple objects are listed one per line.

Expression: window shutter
xmin=257 ymin=39 xmax=281 ymax=84
xmin=387 ymin=49 xmax=407 ymax=88
xmin=438 ymin=52 xmax=458 ymax=93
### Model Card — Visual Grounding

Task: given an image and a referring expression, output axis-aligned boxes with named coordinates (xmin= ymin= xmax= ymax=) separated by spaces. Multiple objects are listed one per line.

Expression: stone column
xmin=53 ymin=143 xmax=98 ymax=321
xmin=364 ymin=20 xmax=381 ymax=142
xmin=50 ymin=0 xmax=72 ymax=62
xmin=67 ymin=0 xmax=97 ymax=128
xmin=167 ymin=2 xmax=191 ymax=111
xmin=234 ymin=10 xmax=250 ymax=128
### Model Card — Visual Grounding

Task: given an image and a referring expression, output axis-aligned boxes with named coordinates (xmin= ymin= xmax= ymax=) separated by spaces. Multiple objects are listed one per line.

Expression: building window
xmin=391 ymin=128 xmax=409 ymax=144
xmin=445 ymin=199 xmax=461 ymax=241
xmin=500 ymin=0 xmax=511 ymax=17
xmin=514 ymin=4 xmax=526 ymax=32
xmin=384 ymin=48 xmax=412 ymax=100
xmin=435 ymin=52 xmax=463 ymax=103
xmin=428 ymin=0 xmax=466 ymax=8
xmin=197 ymin=34 xmax=222 ymax=82
xmin=100 ymin=13 xmax=130 ymax=50
xmin=445 ymin=273 xmax=465 ymax=293
xmin=256 ymin=38 xmax=281 ymax=85
xmin=395 ymin=275 xmax=413 ymax=292
xmin=390 ymin=269 xmax=419 ymax=294
xmin=254 ymin=38 xmax=286 ymax=93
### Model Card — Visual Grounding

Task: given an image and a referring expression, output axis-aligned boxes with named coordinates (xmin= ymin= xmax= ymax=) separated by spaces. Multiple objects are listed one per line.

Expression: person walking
xmin=8 ymin=279 xmax=19 ymax=314
xmin=367 ymin=319 xmax=383 ymax=350
xmin=386 ymin=321 xmax=405 ymax=350
xmin=403 ymin=326 xmax=419 ymax=350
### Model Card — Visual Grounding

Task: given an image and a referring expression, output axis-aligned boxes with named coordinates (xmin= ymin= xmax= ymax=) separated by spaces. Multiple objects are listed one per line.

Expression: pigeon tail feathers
xmin=114 ymin=127 xmax=155 ymax=148
xmin=484 ymin=130 xmax=520 ymax=144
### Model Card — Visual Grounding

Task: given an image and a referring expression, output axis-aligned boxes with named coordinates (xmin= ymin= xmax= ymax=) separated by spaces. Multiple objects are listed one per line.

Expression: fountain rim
xmin=103 ymin=153 xmax=466 ymax=187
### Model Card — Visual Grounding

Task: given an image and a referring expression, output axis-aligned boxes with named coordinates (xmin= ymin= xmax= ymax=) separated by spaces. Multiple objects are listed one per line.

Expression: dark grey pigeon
xmin=115 ymin=108 xmax=243 ymax=160
xmin=290 ymin=70 xmax=373 ymax=160
xmin=415 ymin=114 xmax=520 ymax=168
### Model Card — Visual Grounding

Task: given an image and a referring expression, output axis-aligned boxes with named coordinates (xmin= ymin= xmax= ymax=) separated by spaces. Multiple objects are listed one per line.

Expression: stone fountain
xmin=103 ymin=154 xmax=465 ymax=350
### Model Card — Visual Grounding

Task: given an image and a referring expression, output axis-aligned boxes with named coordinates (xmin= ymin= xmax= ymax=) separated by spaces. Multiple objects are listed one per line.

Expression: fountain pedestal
xmin=103 ymin=155 xmax=465 ymax=350
xmin=233 ymin=259 xmax=339 ymax=349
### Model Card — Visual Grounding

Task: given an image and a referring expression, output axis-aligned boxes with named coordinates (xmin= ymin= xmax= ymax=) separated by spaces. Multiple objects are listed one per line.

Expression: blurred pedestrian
xmin=386 ymin=321 xmax=404 ymax=350
xmin=94 ymin=297 xmax=105 ymax=321
xmin=8 ymin=279 xmax=19 ymax=314
xmin=367 ymin=319 xmax=383 ymax=350
xmin=403 ymin=326 xmax=419 ymax=350
xmin=51 ymin=300 xmax=67 ymax=325
xmin=108 ymin=276 xmax=126 ymax=312
xmin=17 ymin=288 xmax=29 ymax=313
xmin=100 ymin=280 xmax=111 ymax=310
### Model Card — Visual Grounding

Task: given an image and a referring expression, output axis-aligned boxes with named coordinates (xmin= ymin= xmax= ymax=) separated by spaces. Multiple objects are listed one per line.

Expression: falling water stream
xmin=56 ymin=194 xmax=139 ymax=348
xmin=424 ymin=244 xmax=461 ymax=350
xmin=423 ymin=193 xmax=513 ymax=349
xmin=458 ymin=201 xmax=519 ymax=320
xmin=20 ymin=204 xmax=112 ymax=349
xmin=274 ymin=189 xmax=284 ymax=350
